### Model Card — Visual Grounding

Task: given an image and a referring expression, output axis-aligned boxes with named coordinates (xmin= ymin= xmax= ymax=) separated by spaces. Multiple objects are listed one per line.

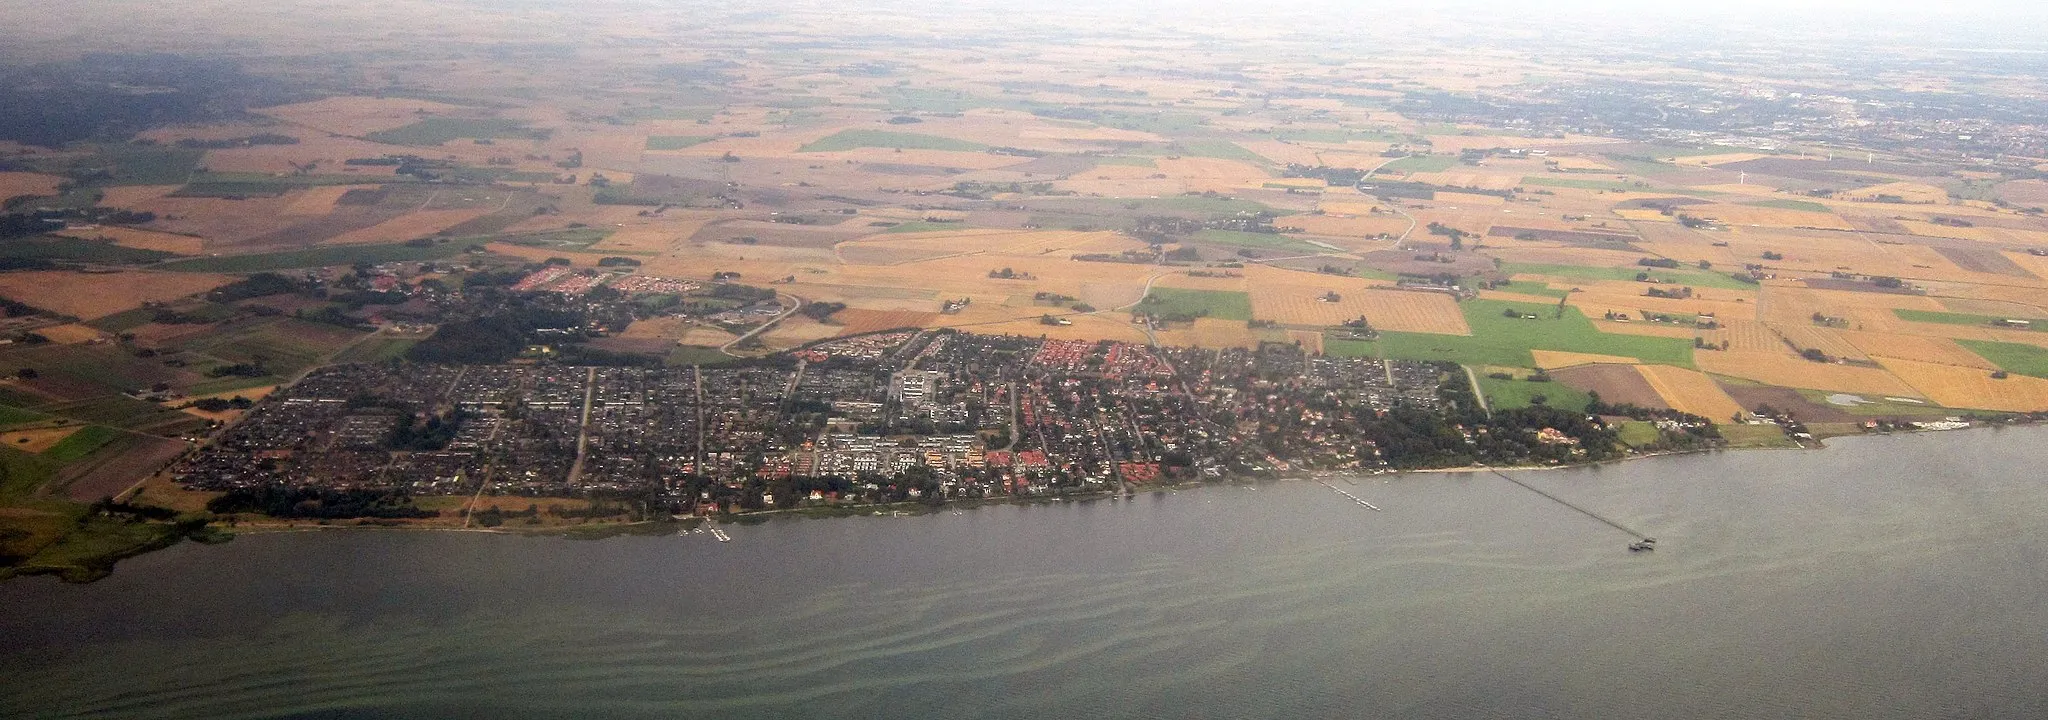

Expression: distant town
xmin=171 ymin=320 xmax=1748 ymax=523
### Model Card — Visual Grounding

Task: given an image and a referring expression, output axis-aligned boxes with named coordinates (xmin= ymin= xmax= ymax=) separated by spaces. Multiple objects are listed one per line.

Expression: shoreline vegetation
xmin=5 ymin=421 xmax=2025 ymax=585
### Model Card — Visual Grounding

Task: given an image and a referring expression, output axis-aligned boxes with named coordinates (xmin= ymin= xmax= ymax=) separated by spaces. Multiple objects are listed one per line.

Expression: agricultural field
xmin=1139 ymin=288 xmax=1252 ymax=321
xmin=1329 ymin=299 xmax=1692 ymax=369
xmin=0 ymin=271 xmax=234 ymax=319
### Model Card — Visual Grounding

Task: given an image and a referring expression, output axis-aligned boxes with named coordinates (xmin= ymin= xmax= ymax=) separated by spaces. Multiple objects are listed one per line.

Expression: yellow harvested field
xmin=944 ymin=312 xmax=1151 ymax=344
xmin=619 ymin=316 xmax=689 ymax=340
xmin=589 ymin=222 xmax=706 ymax=255
xmin=1937 ymin=297 xmax=2048 ymax=320
xmin=1874 ymin=357 xmax=2048 ymax=412
xmin=53 ymin=226 xmax=205 ymax=255
xmin=1769 ymin=323 xmax=1867 ymax=362
xmin=200 ymin=135 xmax=407 ymax=174
xmin=1843 ymin=182 xmax=1949 ymax=205
xmin=674 ymin=324 xmax=741 ymax=347
xmin=1317 ymin=201 xmax=1383 ymax=216
xmin=1404 ymin=171 xmax=1518 ymax=191
xmin=31 ymin=324 xmax=107 ymax=344
xmin=1695 ymin=350 xmax=1922 ymax=397
xmin=1838 ymin=331 xmax=1997 ymax=369
xmin=1691 ymin=203 xmax=1852 ymax=230
xmin=1151 ymin=157 xmax=1273 ymax=194
xmin=832 ymin=309 xmax=939 ymax=335
xmin=1635 ymin=365 xmax=1746 ymax=422
xmin=323 ymin=208 xmax=496 ymax=245
xmin=1249 ymin=286 xmax=1470 ymax=334
xmin=1698 ymin=318 xmax=1781 ymax=352
xmin=0 ymin=271 xmax=233 ymax=320
xmin=1287 ymin=329 xmax=1325 ymax=354
xmin=258 ymin=96 xmax=472 ymax=137
xmin=1435 ymin=191 xmax=1508 ymax=206
xmin=1277 ymin=213 xmax=1409 ymax=238
xmin=1530 ymin=350 xmax=1641 ymax=368
xmin=1565 ymin=288 xmax=1758 ymax=323
xmin=0 ymin=172 xmax=63 ymax=198
xmin=283 ymin=186 xmax=356 ymax=216
xmin=1589 ymin=320 xmax=1698 ymax=338
xmin=1 ymin=427 xmax=80 ymax=453
xmin=1153 ymin=317 xmax=1260 ymax=349
xmin=842 ymin=229 xmax=1134 ymax=260
xmin=759 ymin=316 xmax=844 ymax=349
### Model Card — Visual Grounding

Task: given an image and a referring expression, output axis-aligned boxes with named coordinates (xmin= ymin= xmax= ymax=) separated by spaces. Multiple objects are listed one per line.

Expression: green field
xmin=0 ymin=344 xmax=187 ymax=396
xmin=156 ymin=241 xmax=472 ymax=272
xmin=1520 ymin=176 xmax=1645 ymax=192
xmin=1268 ymin=129 xmax=1415 ymax=144
xmin=1744 ymin=199 xmax=1833 ymax=213
xmin=1474 ymin=373 xmax=1592 ymax=412
xmin=365 ymin=118 xmax=549 ymax=146
xmin=1384 ymin=155 xmax=1458 ymax=173
xmin=496 ymin=228 xmax=614 ymax=249
xmin=1793 ymin=389 xmax=1954 ymax=417
xmin=1326 ymin=299 xmax=1695 ymax=369
xmin=332 ymin=337 xmax=417 ymax=363
xmin=1140 ymin=288 xmax=1253 ymax=321
xmin=170 ymin=173 xmax=393 ymax=198
xmin=1894 ymin=309 xmax=2044 ymax=330
xmin=798 ymin=130 xmax=988 ymax=153
xmin=42 ymin=425 xmax=121 ymax=463
xmin=881 ymin=221 xmax=972 ymax=234
xmin=186 ymin=319 xmax=367 ymax=377
xmin=646 ymin=136 xmax=715 ymax=150
xmin=666 ymin=345 xmax=736 ymax=366
xmin=81 ymin=145 xmax=206 ymax=186
xmin=1613 ymin=420 xmax=1662 ymax=447
xmin=39 ymin=396 xmax=190 ymax=430
xmin=1502 ymin=262 xmax=1756 ymax=291
xmin=1191 ymin=229 xmax=1325 ymax=254
xmin=0 ymin=236 xmax=178 ymax=263
xmin=0 ymin=404 xmax=49 ymax=427
xmin=1957 ymin=340 xmax=2048 ymax=378
xmin=1170 ymin=140 xmax=1270 ymax=165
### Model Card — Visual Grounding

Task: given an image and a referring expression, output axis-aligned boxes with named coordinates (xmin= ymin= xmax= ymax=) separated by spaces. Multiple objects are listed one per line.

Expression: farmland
xmin=1328 ymin=299 xmax=1694 ymax=369
xmin=1956 ymin=340 xmax=2048 ymax=379
xmin=156 ymin=242 xmax=472 ymax=272
xmin=10 ymin=0 xmax=2048 ymax=584
xmin=1140 ymin=288 xmax=1253 ymax=321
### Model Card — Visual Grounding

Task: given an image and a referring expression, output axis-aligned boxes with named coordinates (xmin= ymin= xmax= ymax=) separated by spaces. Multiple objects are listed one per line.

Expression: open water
xmin=4 ymin=427 xmax=2047 ymax=719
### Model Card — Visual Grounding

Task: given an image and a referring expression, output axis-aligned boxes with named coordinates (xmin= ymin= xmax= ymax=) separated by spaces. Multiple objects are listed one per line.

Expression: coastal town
xmin=172 ymin=328 xmax=1719 ymax=517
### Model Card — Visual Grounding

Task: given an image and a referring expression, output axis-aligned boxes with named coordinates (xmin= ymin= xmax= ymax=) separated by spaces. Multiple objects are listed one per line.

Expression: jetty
xmin=1315 ymin=479 xmax=1381 ymax=511
xmin=709 ymin=527 xmax=730 ymax=543
xmin=1483 ymin=468 xmax=1656 ymax=550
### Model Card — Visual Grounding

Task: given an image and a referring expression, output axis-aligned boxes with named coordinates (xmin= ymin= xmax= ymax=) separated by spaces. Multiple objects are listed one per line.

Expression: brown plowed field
xmin=1550 ymin=363 xmax=1666 ymax=409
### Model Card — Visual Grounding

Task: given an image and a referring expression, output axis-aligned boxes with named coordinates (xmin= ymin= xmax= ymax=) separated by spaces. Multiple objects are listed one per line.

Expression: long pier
xmin=1314 ymin=480 xmax=1381 ymax=511
xmin=1485 ymin=468 xmax=1653 ymax=542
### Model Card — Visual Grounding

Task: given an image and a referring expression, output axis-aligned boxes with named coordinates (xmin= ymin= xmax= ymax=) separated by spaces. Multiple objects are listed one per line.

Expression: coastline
xmin=5 ymin=420 xmax=2028 ymax=584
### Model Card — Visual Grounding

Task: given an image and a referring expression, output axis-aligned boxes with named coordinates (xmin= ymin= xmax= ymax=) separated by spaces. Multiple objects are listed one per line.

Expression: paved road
xmin=721 ymin=292 xmax=805 ymax=357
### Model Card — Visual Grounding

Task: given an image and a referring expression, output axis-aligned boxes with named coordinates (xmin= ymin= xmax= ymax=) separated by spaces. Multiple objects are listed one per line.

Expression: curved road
xmin=721 ymin=292 xmax=805 ymax=357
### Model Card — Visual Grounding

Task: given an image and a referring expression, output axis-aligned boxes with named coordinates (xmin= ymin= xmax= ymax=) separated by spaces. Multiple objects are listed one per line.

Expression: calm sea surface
xmin=4 ymin=428 xmax=2047 ymax=719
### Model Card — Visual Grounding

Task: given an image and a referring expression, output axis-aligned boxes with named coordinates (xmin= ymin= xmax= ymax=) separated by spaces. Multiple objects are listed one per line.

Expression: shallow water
xmin=4 ymin=427 xmax=2046 ymax=719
